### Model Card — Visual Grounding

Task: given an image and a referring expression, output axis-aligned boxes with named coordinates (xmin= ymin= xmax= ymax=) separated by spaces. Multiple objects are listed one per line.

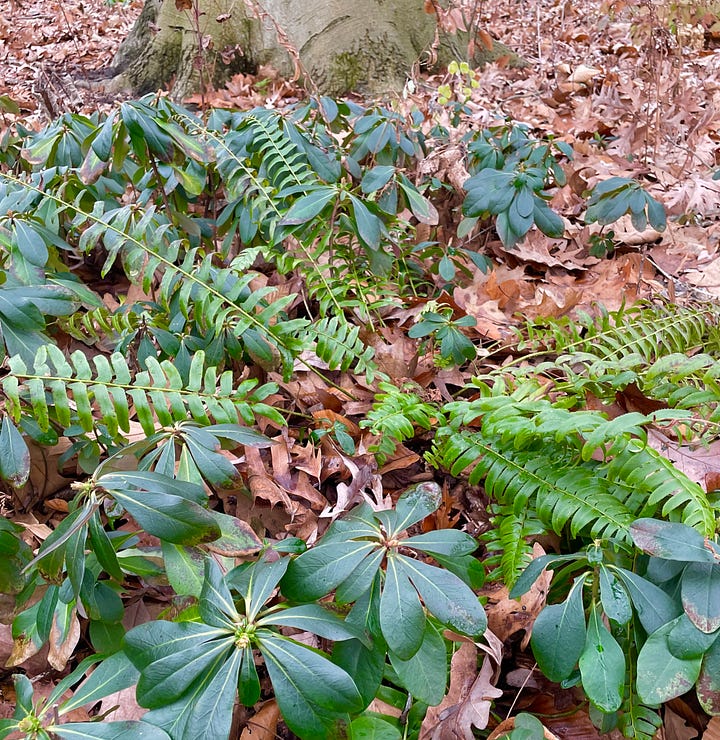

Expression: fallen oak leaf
xmin=423 ymin=650 xmax=503 ymax=740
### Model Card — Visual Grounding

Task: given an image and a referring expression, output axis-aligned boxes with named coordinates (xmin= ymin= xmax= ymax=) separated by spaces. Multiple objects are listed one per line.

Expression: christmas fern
xmin=2 ymin=345 xmax=283 ymax=440
xmin=428 ymin=385 xmax=719 ymax=584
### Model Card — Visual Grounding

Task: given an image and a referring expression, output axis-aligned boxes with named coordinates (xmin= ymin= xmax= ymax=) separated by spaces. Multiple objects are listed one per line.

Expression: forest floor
xmin=2 ymin=0 xmax=720 ymax=738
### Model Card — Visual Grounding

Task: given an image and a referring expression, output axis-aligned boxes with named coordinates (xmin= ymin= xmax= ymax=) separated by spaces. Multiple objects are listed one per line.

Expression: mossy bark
xmin=111 ymin=0 xmax=523 ymax=99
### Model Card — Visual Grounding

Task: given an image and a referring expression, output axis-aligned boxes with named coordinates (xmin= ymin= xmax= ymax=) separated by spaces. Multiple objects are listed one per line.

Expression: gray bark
xmin=111 ymin=0 xmax=521 ymax=99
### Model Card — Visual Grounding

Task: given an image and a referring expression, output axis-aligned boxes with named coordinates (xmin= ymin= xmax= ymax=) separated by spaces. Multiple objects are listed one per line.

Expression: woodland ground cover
xmin=1 ymin=0 xmax=720 ymax=738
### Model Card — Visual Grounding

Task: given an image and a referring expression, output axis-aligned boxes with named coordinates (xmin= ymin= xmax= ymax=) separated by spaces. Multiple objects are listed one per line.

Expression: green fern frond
xmin=311 ymin=316 xmax=377 ymax=380
xmin=480 ymin=502 xmax=547 ymax=584
xmin=605 ymin=444 xmax=717 ymax=535
xmin=429 ymin=427 xmax=638 ymax=539
xmin=2 ymin=344 xmax=283 ymax=439
xmin=360 ymin=382 xmax=439 ymax=462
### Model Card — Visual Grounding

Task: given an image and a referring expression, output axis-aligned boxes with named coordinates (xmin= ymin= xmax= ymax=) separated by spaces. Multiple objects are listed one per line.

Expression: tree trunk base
xmin=110 ymin=0 xmax=525 ymax=100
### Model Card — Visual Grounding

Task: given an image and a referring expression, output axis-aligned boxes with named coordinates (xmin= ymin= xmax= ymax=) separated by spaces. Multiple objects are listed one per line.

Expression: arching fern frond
xmin=311 ymin=316 xmax=378 ymax=380
xmin=2 ymin=345 xmax=284 ymax=439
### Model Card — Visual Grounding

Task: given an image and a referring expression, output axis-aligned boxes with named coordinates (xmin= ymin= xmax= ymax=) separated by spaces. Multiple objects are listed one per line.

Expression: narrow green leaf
xmin=579 ymin=605 xmax=624 ymax=712
xmin=258 ymin=604 xmax=370 ymax=646
xmin=599 ymin=565 xmax=632 ymax=625
xmin=279 ymin=187 xmax=336 ymax=225
xmin=108 ymin=488 xmax=220 ymax=546
xmin=199 ymin=558 xmax=238 ymax=628
xmin=380 ymin=555 xmax=425 ymax=659
xmin=60 ymin=652 xmax=139 ymax=714
xmin=614 ymin=567 xmax=682 ymax=635
xmin=281 ymin=541 xmax=377 ymax=602
xmin=259 ymin=633 xmax=362 ymax=737
xmin=162 ymin=543 xmax=205 ymax=597
xmin=51 ymin=721 xmax=170 ymax=739
xmin=396 ymin=555 xmax=486 ymax=637
xmin=530 ymin=578 xmax=586 ymax=682
xmin=0 ymin=416 xmax=30 ymax=488
xmin=392 ymin=482 xmax=441 ymax=534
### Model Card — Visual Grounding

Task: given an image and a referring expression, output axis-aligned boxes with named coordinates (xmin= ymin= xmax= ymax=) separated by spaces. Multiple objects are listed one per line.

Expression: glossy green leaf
xmin=282 ymin=540 xmax=377 ymax=602
xmin=579 ymin=605 xmax=624 ymax=712
xmin=50 ymin=722 xmax=171 ymax=739
xmin=392 ymin=482 xmax=441 ymax=534
xmin=614 ymin=567 xmax=681 ymax=634
xmin=258 ymin=604 xmax=370 ymax=646
xmin=259 ymin=632 xmax=363 ymax=737
xmin=124 ymin=621 xmax=231 ymax=708
xmin=199 ymin=557 xmax=238 ymax=628
xmin=530 ymin=578 xmax=586 ymax=682
xmin=279 ymin=187 xmax=337 ymax=225
xmin=402 ymin=529 xmax=477 ymax=558
xmin=630 ymin=519 xmax=718 ymax=563
xmin=60 ymin=652 xmax=139 ymax=714
xmin=637 ymin=618 xmax=702 ymax=704
xmin=162 ymin=543 xmax=205 ymax=597
xmin=599 ymin=565 xmax=632 ymax=625
xmin=0 ymin=416 xmax=30 ymax=488
xmin=380 ymin=555 xmax=425 ymax=659
xmin=396 ymin=554 xmax=486 ymax=637
xmin=107 ymin=488 xmax=219 ymax=546
xmin=389 ymin=620 xmax=447 ymax=706
xmin=348 ymin=714 xmax=401 ymax=740
xmin=667 ymin=613 xmax=719 ymax=659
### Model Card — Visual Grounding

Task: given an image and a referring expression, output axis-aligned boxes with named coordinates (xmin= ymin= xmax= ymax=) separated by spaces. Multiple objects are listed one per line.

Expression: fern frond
xmin=480 ymin=502 xmax=547 ymax=584
xmin=429 ymin=427 xmax=637 ymax=539
xmin=605 ymin=444 xmax=717 ymax=535
xmin=311 ymin=316 xmax=377 ymax=380
xmin=360 ymin=382 xmax=439 ymax=462
xmin=2 ymin=345 xmax=283 ymax=439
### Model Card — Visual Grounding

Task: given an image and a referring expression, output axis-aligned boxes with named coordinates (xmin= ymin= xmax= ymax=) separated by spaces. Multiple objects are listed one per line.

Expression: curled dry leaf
xmin=425 ymin=652 xmax=503 ymax=740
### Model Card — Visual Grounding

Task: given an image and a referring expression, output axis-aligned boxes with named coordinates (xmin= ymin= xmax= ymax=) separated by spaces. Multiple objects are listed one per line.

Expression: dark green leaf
xmin=579 ymin=605 xmax=624 ymax=712
xmin=380 ymin=555 xmax=425 ymax=659
xmin=348 ymin=194 xmax=382 ymax=250
xmin=630 ymin=519 xmax=718 ymax=563
xmin=0 ymin=416 xmax=30 ymax=487
xmin=124 ymin=621 xmax=232 ymax=708
xmin=681 ymin=562 xmax=720 ymax=633
xmin=348 ymin=714 xmax=401 ymax=740
xmin=530 ymin=579 xmax=586 ymax=682
xmin=396 ymin=555 xmax=486 ymax=637
xmin=259 ymin=633 xmax=362 ymax=737
xmin=614 ymin=567 xmax=682 ymax=634
xmin=667 ymin=614 xmax=719 ymax=659
xmin=637 ymin=618 xmax=702 ymax=704
xmin=599 ymin=565 xmax=632 ymax=625
xmin=389 ymin=620 xmax=446 ymax=706
xmin=282 ymin=541 xmax=377 ymax=602
xmin=361 ymin=166 xmax=395 ymax=195
xmin=60 ymin=652 xmax=139 ymax=714
xmin=200 ymin=557 xmax=238 ymax=628
xmin=280 ymin=188 xmax=337 ymax=225
xmin=108 ymin=488 xmax=220 ymax=546
xmin=258 ymin=604 xmax=370 ymax=646
xmin=393 ymin=483 xmax=442 ymax=534
xmin=51 ymin=722 xmax=171 ymax=739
